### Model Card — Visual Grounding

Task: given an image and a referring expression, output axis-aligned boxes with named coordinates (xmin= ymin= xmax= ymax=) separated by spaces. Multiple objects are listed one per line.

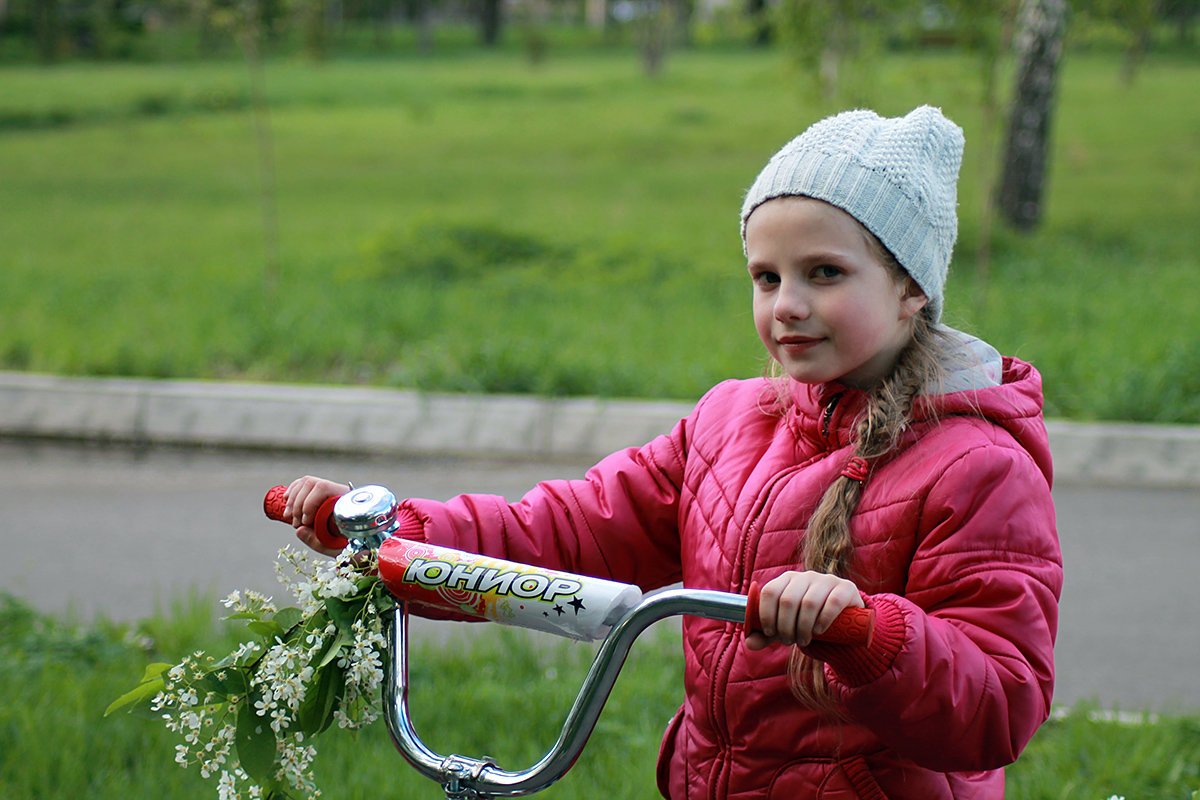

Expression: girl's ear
xmin=898 ymin=277 xmax=928 ymax=320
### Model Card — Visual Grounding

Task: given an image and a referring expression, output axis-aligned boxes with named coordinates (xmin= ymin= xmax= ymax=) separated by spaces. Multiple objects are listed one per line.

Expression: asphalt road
xmin=1 ymin=439 xmax=1197 ymax=713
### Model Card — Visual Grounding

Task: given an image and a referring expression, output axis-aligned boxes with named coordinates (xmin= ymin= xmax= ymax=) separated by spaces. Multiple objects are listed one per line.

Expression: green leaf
xmin=274 ymin=606 xmax=304 ymax=631
xmin=299 ymin=607 xmax=331 ymax=638
xmin=210 ymin=651 xmax=236 ymax=670
xmin=199 ymin=666 xmax=250 ymax=699
xmin=323 ymin=596 xmax=362 ymax=634
xmin=296 ymin=664 xmax=345 ymax=736
xmin=262 ymin=783 xmax=298 ymax=800
xmin=141 ymin=662 xmax=173 ymax=682
xmin=235 ymin=704 xmax=278 ymax=783
xmin=248 ymin=620 xmax=285 ymax=640
xmin=373 ymin=590 xmax=396 ymax=614
xmin=104 ymin=674 xmax=165 ymax=717
xmin=316 ymin=626 xmax=352 ymax=669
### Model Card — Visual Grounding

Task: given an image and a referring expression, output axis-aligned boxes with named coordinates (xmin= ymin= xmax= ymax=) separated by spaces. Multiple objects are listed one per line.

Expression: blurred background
xmin=2 ymin=0 xmax=1198 ymax=419
xmin=3 ymin=1 xmax=1200 ymax=798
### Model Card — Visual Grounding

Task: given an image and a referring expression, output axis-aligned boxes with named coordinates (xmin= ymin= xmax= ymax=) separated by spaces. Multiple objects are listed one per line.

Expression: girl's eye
xmin=751 ymin=270 xmax=780 ymax=287
xmin=812 ymin=265 xmax=842 ymax=280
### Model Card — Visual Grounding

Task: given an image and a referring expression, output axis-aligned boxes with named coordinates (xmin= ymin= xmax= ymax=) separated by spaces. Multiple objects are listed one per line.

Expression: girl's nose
xmin=774 ymin=281 xmax=811 ymax=321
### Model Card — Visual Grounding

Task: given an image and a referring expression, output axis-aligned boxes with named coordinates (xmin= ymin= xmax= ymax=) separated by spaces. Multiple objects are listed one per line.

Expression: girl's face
xmin=745 ymin=196 xmax=928 ymax=390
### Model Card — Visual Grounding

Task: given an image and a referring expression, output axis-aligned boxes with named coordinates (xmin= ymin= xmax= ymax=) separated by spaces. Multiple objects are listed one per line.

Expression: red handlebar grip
xmin=744 ymin=581 xmax=875 ymax=647
xmin=818 ymin=604 xmax=875 ymax=647
xmin=263 ymin=485 xmax=289 ymax=521
xmin=263 ymin=486 xmax=348 ymax=551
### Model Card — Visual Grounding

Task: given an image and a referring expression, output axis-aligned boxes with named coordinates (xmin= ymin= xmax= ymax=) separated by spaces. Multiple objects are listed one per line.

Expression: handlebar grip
xmin=263 ymin=485 xmax=349 ymax=551
xmin=744 ymin=581 xmax=875 ymax=647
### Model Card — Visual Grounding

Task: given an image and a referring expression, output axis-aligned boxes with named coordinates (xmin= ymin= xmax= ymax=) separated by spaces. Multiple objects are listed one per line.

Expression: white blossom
xmin=151 ymin=543 xmax=390 ymax=800
xmin=216 ymin=770 xmax=239 ymax=800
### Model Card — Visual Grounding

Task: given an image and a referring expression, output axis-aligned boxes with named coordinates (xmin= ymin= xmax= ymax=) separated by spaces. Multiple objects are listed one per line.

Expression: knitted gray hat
xmin=740 ymin=105 xmax=964 ymax=321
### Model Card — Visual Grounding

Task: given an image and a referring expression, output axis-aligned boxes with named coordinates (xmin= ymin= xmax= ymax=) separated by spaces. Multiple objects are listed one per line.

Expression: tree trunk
xmin=1119 ymin=0 xmax=1155 ymax=85
xmin=35 ymin=0 xmax=62 ymax=62
xmin=996 ymin=0 xmax=1067 ymax=232
xmin=747 ymin=0 xmax=770 ymax=45
xmin=298 ymin=0 xmax=330 ymax=60
xmin=637 ymin=0 xmax=671 ymax=76
xmin=402 ymin=0 xmax=434 ymax=55
xmin=585 ymin=0 xmax=607 ymax=28
xmin=480 ymin=0 xmax=502 ymax=45
xmin=371 ymin=0 xmax=390 ymax=50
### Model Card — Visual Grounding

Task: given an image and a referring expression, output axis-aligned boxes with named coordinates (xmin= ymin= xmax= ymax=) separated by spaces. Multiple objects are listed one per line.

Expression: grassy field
xmin=2 ymin=46 xmax=1198 ymax=421
xmin=2 ymin=592 xmax=1198 ymax=799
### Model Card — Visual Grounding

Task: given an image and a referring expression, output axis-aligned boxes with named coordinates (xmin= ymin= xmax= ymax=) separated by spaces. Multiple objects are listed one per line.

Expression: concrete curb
xmin=4 ymin=371 xmax=1200 ymax=488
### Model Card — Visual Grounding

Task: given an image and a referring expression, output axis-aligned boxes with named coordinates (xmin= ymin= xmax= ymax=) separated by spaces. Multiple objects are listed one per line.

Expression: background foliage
xmin=2 ymin=4 xmax=1198 ymax=424
xmin=3 ymin=43 xmax=1199 ymax=421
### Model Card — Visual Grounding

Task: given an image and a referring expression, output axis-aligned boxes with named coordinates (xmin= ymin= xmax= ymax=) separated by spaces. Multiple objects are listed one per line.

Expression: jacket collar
xmin=781 ymin=357 xmax=1052 ymax=484
xmin=788 ymin=380 xmax=866 ymax=450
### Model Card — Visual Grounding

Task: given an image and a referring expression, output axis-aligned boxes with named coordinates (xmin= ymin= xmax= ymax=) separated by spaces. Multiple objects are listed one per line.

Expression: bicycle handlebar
xmin=264 ymin=484 xmax=874 ymax=645
xmin=265 ymin=484 xmax=876 ymax=798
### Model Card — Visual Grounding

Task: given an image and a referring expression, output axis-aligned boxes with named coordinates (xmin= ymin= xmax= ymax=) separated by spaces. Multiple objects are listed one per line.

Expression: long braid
xmin=789 ymin=311 xmax=945 ymax=712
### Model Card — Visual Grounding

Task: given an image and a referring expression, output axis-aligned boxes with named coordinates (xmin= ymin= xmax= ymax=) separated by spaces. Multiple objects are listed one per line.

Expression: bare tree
xmin=1118 ymin=0 xmax=1156 ymax=84
xmin=776 ymin=0 xmax=914 ymax=102
xmin=34 ymin=0 xmax=62 ymax=61
xmin=194 ymin=0 xmax=281 ymax=290
xmin=747 ymin=0 xmax=771 ymax=45
xmin=293 ymin=0 xmax=330 ymax=60
xmin=996 ymin=0 xmax=1068 ymax=232
xmin=480 ymin=0 xmax=502 ymax=45
xmin=1161 ymin=0 xmax=1199 ymax=45
xmin=636 ymin=0 xmax=672 ymax=75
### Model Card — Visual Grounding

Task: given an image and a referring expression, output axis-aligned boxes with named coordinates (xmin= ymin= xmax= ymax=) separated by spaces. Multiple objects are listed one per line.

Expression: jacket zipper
xmin=706 ymin=485 xmax=774 ymax=798
xmin=706 ymin=392 xmax=845 ymax=798
xmin=705 ymin=459 xmax=805 ymax=799
xmin=822 ymin=391 xmax=845 ymax=440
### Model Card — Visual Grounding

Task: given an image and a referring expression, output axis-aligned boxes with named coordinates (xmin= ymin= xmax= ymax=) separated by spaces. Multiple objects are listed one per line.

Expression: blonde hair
xmin=763 ymin=228 xmax=953 ymax=713
xmin=788 ymin=309 xmax=948 ymax=713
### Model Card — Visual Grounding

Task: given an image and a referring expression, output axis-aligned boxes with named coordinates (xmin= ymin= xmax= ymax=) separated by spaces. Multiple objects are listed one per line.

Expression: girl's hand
xmin=745 ymin=570 xmax=865 ymax=651
xmin=284 ymin=475 xmax=351 ymax=557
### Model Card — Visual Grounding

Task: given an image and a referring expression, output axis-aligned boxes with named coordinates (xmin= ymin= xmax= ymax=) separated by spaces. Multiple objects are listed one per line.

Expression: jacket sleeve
xmin=816 ymin=442 xmax=1062 ymax=772
xmin=394 ymin=420 xmax=689 ymax=593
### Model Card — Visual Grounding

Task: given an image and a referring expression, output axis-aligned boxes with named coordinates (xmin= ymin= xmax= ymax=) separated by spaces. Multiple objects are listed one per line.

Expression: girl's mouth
xmin=778 ymin=335 xmax=824 ymax=353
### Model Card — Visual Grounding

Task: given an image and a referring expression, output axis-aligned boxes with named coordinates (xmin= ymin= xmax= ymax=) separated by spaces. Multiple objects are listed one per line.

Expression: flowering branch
xmin=107 ymin=546 xmax=393 ymax=800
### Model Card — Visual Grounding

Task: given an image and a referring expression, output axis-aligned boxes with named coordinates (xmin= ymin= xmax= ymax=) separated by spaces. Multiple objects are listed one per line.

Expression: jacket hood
xmin=929 ymin=356 xmax=1052 ymax=484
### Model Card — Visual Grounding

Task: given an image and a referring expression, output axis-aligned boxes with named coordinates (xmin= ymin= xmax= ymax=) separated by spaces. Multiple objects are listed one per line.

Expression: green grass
xmin=1 ymin=592 xmax=1197 ymax=799
xmin=1 ymin=47 xmax=1198 ymax=420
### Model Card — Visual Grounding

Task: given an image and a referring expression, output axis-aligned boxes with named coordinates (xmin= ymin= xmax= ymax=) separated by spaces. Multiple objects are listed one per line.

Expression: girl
xmin=284 ymin=106 xmax=1062 ymax=799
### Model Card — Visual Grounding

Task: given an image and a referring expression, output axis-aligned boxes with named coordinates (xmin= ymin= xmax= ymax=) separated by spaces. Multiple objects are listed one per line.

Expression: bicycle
xmin=265 ymin=484 xmax=874 ymax=800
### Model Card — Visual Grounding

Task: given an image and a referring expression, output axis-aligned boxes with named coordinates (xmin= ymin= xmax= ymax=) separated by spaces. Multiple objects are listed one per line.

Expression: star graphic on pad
xmin=553 ymin=604 xmax=565 ymax=616
xmin=568 ymin=597 xmax=586 ymax=615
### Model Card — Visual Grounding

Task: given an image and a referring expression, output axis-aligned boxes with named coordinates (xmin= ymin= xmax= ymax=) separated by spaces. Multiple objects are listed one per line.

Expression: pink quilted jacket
xmin=397 ymin=358 xmax=1062 ymax=799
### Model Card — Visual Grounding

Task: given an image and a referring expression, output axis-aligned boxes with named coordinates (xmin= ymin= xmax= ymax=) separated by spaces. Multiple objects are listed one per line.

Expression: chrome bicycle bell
xmin=333 ymin=485 xmax=401 ymax=551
